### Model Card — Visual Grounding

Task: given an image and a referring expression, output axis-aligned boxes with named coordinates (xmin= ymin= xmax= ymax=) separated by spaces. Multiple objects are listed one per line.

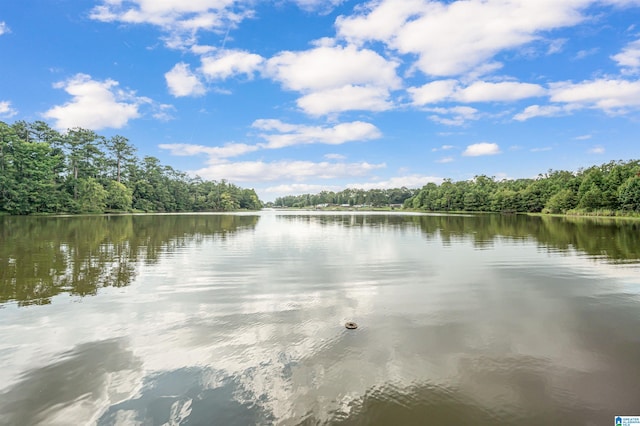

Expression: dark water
xmin=1 ymin=212 xmax=639 ymax=425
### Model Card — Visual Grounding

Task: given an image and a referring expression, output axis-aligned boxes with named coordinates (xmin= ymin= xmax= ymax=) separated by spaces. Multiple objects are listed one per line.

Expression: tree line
xmin=272 ymin=187 xmax=417 ymax=208
xmin=405 ymin=160 xmax=640 ymax=215
xmin=271 ymin=160 xmax=640 ymax=216
xmin=0 ymin=120 xmax=262 ymax=215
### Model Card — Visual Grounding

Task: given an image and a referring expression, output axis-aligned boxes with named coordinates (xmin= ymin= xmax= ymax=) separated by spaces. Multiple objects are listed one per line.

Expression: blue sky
xmin=1 ymin=0 xmax=640 ymax=201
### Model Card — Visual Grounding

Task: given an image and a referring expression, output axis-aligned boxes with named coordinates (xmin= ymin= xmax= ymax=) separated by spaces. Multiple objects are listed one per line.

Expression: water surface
xmin=1 ymin=212 xmax=639 ymax=425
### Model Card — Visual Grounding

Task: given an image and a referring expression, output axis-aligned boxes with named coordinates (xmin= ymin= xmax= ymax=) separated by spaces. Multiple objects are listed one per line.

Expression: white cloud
xmin=409 ymin=79 xmax=545 ymax=105
xmin=165 ymin=63 xmax=206 ymax=97
xmin=574 ymin=47 xmax=599 ymax=60
xmin=43 ymin=74 xmax=150 ymax=130
xmin=265 ymin=45 xmax=400 ymax=92
xmin=462 ymin=142 xmax=501 ymax=157
xmin=324 ymin=153 xmax=346 ymax=160
xmin=296 ymin=85 xmax=393 ymax=115
xmin=152 ymin=103 xmax=176 ymax=121
xmin=159 ymin=142 xmax=259 ymax=162
xmin=436 ymin=156 xmax=455 ymax=163
xmin=612 ymin=38 xmax=640 ymax=72
xmin=347 ymin=175 xmax=444 ymax=190
xmin=252 ymin=119 xmax=382 ymax=149
xmin=427 ymin=106 xmax=480 ymax=126
xmin=514 ymin=78 xmax=640 ymax=120
xmin=588 ymin=146 xmax=605 ymax=154
xmin=574 ymin=134 xmax=592 ymax=140
xmin=337 ymin=0 xmax=589 ymax=77
xmin=290 ymin=0 xmax=347 ymax=14
xmin=432 ymin=145 xmax=455 ymax=152
xmin=0 ymin=21 xmax=9 ymax=35
xmin=549 ymin=78 xmax=640 ymax=111
xmin=90 ymin=0 xmax=250 ymax=50
xmin=0 ymin=101 xmax=18 ymax=118
xmin=513 ymin=104 xmax=567 ymax=121
xmin=454 ymin=81 xmax=546 ymax=102
xmin=200 ymin=49 xmax=264 ymax=80
xmin=530 ymin=147 xmax=552 ymax=152
xmin=191 ymin=160 xmax=386 ymax=182
xmin=264 ymin=183 xmax=342 ymax=195
xmin=408 ymin=80 xmax=458 ymax=105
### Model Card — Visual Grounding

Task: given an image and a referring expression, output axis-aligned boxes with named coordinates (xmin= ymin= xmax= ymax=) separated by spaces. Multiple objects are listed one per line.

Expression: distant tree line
xmin=405 ymin=160 xmax=640 ymax=215
xmin=270 ymin=160 xmax=640 ymax=216
xmin=0 ymin=120 xmax=262 ymax=215
xmin=272 ymin=187 xmax=417 ymax=208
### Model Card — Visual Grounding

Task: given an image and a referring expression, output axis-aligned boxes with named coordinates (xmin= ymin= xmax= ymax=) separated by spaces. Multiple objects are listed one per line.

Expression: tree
xmin=105 ymin=181 xmax=133 ymax=211
xmin=618 ymin=176 xmax=640 ymax=211
xmin=544 ymin=189 xmax=577 ymax=214
xmin=105 ymin=135 xmax=136 ymax=183
xmin=77 ymin=178 xmax=107 ymax=213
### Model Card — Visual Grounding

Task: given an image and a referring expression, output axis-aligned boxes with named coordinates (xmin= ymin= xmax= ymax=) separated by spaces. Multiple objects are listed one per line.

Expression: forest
xmin=0 ymin=120 xmax=262 ymax=215
xmin=273 ymin=160 xmax=640 ymax=216
xmin=405 ymin=160 xmax=640 ymax=215
xmin=272 ymin=187 xmax=417 ymax=208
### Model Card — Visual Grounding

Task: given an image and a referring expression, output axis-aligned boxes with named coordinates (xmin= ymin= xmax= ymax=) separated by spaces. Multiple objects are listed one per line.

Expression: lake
xmin=1 ymin=211 xmax=639 ymax=425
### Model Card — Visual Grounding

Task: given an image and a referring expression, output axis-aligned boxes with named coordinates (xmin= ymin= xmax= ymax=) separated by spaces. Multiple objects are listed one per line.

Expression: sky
xmin=1 ymin=0 xmax=640 ymax=201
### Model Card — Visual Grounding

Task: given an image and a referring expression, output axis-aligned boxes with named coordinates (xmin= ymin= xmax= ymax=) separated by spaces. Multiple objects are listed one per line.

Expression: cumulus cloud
xmin=588 ymin=146 xmax=605 ymax=154
xmin=165 ymin=63 xmax=206 ymax=97
xmin=549 ymin=78 xmax=640 ymax=111
xmin=436 ymin=156 xmax=455 ymax=163
xmin=462 ymin=142 xmax=501 ymax=157
xmin=432 ymin=145 xmax=455 ymax=152
xmin=200 ymin=49 xmax=264 ymax=80
xmin=0 ymin=101 xmax=18 ymax=118
xmin=612 ymin=39 xmax=640 ymax=72
xmin=264 ymin=44 xmax=399 ymax=115
xmin=454 ymin=81 xmax=546 ymax=102
xmin=266 ymin=45 xmax=400 ymax=92
xmin=427 ymin=106 xmax=480 ymax=126
xmin=90 ymin=0 xmax=250 ymax=50
xmin=159 ymin=142 xmax=259 ymax=162
xmin=0 ymin=21 xmax=9 ymax=35
xmin=514 ymin=78 xmax=640 ymax=120
xmin=252 ymin=119 xmax=382 ymax=149
xmin=348 ymin=175 xmax=444 ymax=189
xmin=290 ymin=0 xmax=347 ymax=14
xmin=296 ymin=85 xmax=393 ymax=115
xmin=337 ymin=0 xmax=588 ymax=77
xmin=513 ymin=104 xmax=568 ymax=121
xmin=408 ymin=80 xmax=458 ymax=105
xmin=43 ymin=74 xmax=152 ymax=130
xmin=409 ymin=80 xmax=545 ymax=105
xmin=191 ymin=160 xmax=386 ymax=182
xmin=324 ymin=153 xmax=346 ymax=160
xmin=264 ymin=183 xmax=342 ymax=195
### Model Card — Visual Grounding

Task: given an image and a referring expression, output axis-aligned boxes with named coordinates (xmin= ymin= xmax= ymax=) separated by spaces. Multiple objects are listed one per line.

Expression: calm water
xmin=1 ymin=212 xmax=639 ymax=425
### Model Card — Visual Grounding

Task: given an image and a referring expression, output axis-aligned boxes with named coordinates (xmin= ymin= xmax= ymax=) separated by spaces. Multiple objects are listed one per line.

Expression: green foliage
xmin=105 ymin=181 xmax=133 ymax=211
xmin=543 ymin=188 xmax=577 ymax=214
xmin=77 ymin=177 xmax=108 ymax=213
xmin=618 ymin=176 xmax=640 ymax=211
xmin=403 ymin=161 xmax=640 ymax=216
xmin=0 ymin=120 xmax=262 ymax=215
xmin=274 ymin=187 xmax=417 ymax=208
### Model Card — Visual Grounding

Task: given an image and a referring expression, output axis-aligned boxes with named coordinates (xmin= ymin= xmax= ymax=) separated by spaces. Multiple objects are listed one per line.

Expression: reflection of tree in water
xmin=410 ymin=214 xmax=640 ymax=262
xmin=277 ymin=213 xmax=640 ymax=262
xmin=0 ymin=214 xmax=259 ymax=306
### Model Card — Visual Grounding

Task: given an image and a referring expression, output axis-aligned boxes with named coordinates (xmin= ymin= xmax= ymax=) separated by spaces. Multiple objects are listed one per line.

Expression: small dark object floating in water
xmin=345 ymin=322 xmax=358 ymax=329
